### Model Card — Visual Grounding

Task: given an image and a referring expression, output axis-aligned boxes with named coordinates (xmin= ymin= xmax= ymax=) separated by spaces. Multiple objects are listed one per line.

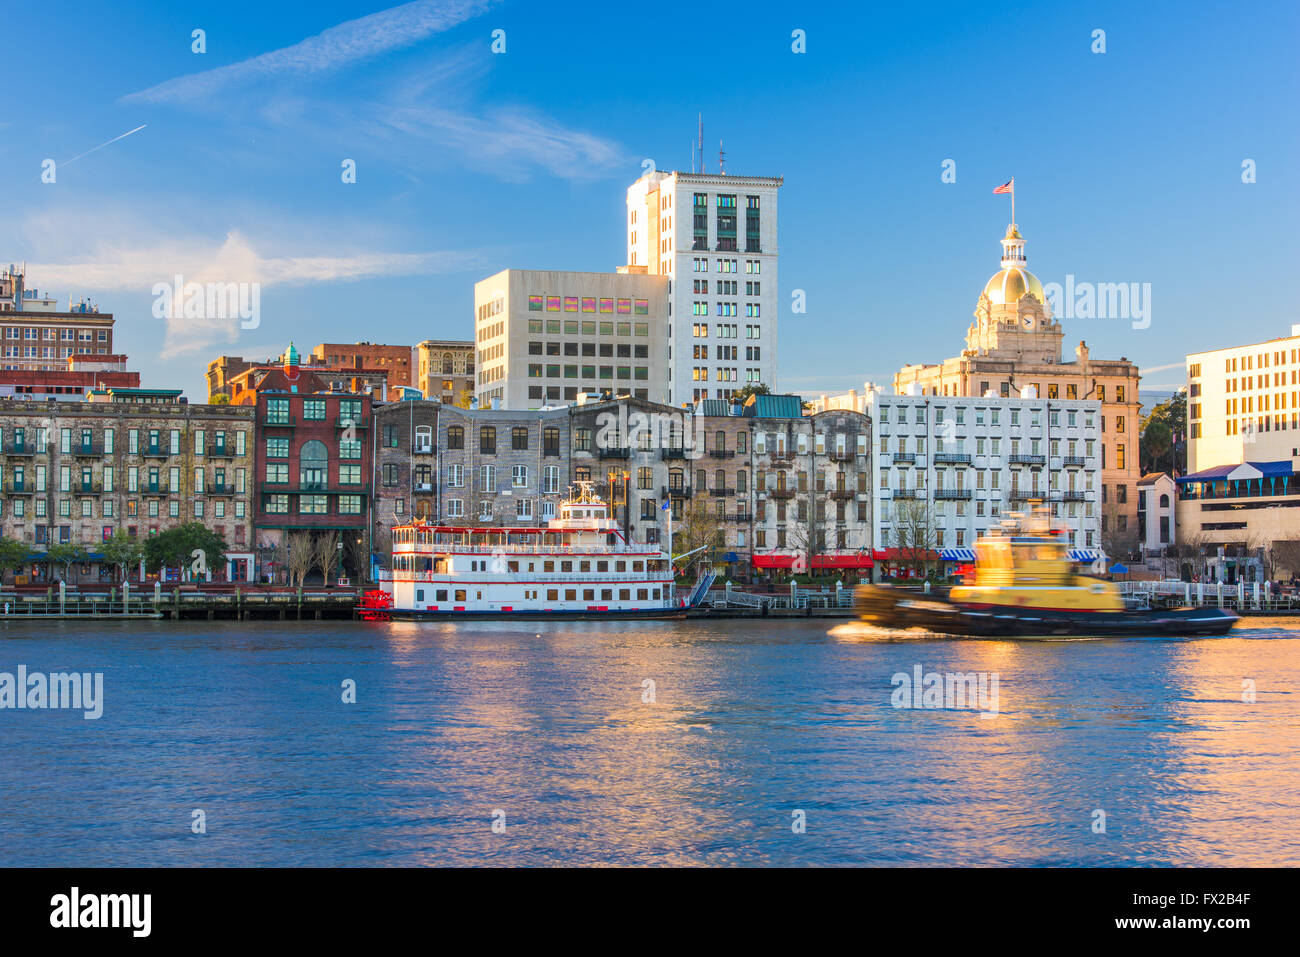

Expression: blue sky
xmin=4 ymin=0 xmax=1297 ymax=401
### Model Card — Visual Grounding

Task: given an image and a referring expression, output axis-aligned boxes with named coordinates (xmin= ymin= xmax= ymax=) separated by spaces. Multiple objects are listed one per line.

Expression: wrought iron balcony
xmin=1008 ymin=454 xmax=1046 ymax=467
xmin=933 ymin=453 xmax=972 ymax=465
xmin=1062 ymin=456 xmax=1088 ymax=467
xmin=934 ymin=488 xmax=973 ymax=500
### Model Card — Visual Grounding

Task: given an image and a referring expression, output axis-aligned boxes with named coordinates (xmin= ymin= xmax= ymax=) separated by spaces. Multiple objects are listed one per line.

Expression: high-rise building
xmin=473 ymin=269 xmax=669 ymax=410
xmin=0 ymin=265 xmax=114 ymax=372
xmin=625 ymin=170 xmax=782 ymax=405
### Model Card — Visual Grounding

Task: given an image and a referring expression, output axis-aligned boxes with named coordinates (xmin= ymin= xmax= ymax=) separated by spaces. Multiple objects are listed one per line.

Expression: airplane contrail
xmin=63 ymin=124 xmax=147 ymax=166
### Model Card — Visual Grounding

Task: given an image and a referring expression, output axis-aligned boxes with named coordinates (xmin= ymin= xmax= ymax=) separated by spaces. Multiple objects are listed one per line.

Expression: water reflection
xmin=0 ymin=619 xmax=1297 ymax=865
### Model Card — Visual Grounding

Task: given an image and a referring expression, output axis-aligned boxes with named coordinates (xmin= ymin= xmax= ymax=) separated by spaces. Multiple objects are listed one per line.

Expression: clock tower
xmin=964 ymin=223 xmax=1062 ymax=364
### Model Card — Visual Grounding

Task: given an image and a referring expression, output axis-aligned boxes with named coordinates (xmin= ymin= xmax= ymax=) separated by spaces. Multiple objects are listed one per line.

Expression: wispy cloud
xmin=123 ymin=0 xmax=496 ymax=105
xmin=1139 ymin=362 xmax=1185 ymax=375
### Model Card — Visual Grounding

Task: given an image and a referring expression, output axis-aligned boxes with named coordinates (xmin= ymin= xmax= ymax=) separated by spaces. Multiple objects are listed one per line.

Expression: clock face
xmin=1022 ymin=316 xmax=1033 ymax=328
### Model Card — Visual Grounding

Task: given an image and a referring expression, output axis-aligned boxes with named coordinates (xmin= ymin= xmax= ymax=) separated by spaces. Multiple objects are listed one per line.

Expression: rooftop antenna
xmin=718 ymin=138 xmax=725 ymax=174
xmin=698 ymin=114 xmax=704 ymax=174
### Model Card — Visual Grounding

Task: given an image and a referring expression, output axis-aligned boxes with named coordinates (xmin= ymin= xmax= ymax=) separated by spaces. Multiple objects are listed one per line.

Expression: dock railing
xmin=1117 ymin=579 xmax=1300 ymax=613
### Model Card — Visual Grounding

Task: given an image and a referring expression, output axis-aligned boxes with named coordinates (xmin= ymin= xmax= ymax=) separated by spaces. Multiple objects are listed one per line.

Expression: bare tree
xmin=674 ymin=498 xmax=724 ymax=574
xmin=286 ymin=531 xmax=314 ymax=587
xmin=312 ymin=530 xmax=341 ymax=586
xmin=1100 ymin=499 xmax=1139 ymax=565
xmin=1269 ymin=540 xmax=1300 ymax=580
xmin=893 ymin=499 xmax=937 ymax=578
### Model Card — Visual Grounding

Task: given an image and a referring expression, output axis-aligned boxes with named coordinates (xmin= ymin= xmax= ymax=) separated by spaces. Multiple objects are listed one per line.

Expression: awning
xmin=722 ymin=551 xmax=739 ymax=563
xmin=1068 ymin=548 xmax=1100 ymax=562
xmin=811 ymin=554 xmax=874 ymax=569
xmin=873 ymin=548 xmax=941 ymax=562
xmin=939 ymin=548 xmax=976 ymax=562
xmin=751 ymin=554 xmax=796 ymax=569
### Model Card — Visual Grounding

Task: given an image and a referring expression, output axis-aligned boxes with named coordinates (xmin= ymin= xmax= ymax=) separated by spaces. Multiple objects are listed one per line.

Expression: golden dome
xmin=983 ymin=266 xmax=1044 ymax=305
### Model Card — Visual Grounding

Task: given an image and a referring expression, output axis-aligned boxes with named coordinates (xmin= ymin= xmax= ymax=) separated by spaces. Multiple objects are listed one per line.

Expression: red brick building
xmin=229 ymin=345 xmax=373 ymax=582
xmin=311 ymin=342 xmax=412 ymax=390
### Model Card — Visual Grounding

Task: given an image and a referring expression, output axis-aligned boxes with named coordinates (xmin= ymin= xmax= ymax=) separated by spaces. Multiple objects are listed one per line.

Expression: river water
xmin=1 ymin=618 xmax=1298 ymax=866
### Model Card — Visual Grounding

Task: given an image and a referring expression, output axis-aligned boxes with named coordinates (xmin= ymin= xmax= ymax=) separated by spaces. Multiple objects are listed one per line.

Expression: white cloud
xmin=123 ymin=0 xmax=496 ymax=105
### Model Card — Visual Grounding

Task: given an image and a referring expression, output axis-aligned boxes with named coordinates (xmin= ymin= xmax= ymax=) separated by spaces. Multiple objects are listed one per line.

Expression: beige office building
xmin=473 ymin=269 xmax=669 ymax=410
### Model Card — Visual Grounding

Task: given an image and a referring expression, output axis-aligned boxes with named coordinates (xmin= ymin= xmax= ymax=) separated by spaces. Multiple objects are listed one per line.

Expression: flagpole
xmin=1011 ymin=179 xmax=1015 ymax=227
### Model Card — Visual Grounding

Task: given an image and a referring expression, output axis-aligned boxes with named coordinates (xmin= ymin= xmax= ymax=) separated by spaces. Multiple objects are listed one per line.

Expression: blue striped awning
xmin=939 ymin=548 xmax=976 ymax=562
xmin=1068 ymin=548 xmax=1100 ymax=562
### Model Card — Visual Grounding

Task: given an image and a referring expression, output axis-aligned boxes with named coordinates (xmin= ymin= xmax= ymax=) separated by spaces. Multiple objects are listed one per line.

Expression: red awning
xmin=811 ymin=554 xmax=874 ymax=569
xmin=873 ymin=548 xmax=941 ymax=562
xmin=752 ymin=553 xmax=873 ymax=569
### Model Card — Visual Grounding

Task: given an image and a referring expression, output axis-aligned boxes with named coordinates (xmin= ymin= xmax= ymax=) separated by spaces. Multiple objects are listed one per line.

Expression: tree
xmin=732 ymin=383 xmax=771 ymax=405
xmin=672 ymin=498 xmax=724 ymax=575
xmin=144 ymin=523 xmax=227 ymax=581
xmin=101 ymin=531 xmax=144 ymax=582
xmin=1100 ymin=500 xmax=1139 ymax=566
xmin=1140 ymin=390 xmax=1188 ymax=475
xmin=453 ymin=388 xmax=475 ymax=410
xmin=312 ymin=530 xmax=341 ymax=586
xmin=892 ymin=499 xmax=937 ymax=577
xmin=343 ymin=532 xmax=370 ymax=583
xmin=0 ymin=536 xmax=28 ymax=583
xmin=1269 ymin=540 xmax=1300 ymax=580
xmin=208 ymin=392 xmax=231 ymax=405
xmin=45 ymin=542 xmax=88 ymax=582
xmin=285 ymin=531 xmax=315 ymax=587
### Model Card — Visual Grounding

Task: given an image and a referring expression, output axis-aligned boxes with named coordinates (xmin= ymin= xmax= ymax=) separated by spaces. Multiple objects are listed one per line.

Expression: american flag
xmin=993 ymin=179 xmax=1014 ymax=194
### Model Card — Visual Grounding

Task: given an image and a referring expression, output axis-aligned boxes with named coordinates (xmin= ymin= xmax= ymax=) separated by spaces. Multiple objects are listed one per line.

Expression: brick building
xmin=311 ymin=342 xmax=413 ymax=391
xmin=231 ymin=348 xmax=373 ymax=583
xmin=0 ymin=397 xmax=255 ymax=583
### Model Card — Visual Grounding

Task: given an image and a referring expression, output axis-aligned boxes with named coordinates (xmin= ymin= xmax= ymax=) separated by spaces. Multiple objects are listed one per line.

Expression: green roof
xmin=746 ymin=394 xmax=804 ymax=418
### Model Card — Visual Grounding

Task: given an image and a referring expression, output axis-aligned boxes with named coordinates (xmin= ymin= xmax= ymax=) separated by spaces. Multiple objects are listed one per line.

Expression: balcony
xmin=1062 ymin=456 xmax=1087 ymax=468
xmin=1008 ymin=454 xmax=1046 ymax=467
xmin=413 ymin=444 xmax=434 ymax=455
xmin=1062 ymin=490 xmax=1088 ymax=502
xmin=209 ymin=445 xmax=235 ymax=458
xmin=263 ymin=416 xmax=297 ymax=428
xmin=209 ymin=484 xmax=235 ymax=495
xmin=1008 ymin=489 xmax=1045 ymax=502
xmin=3 ymin=444 xmax=36 ymax=457
xmin=6 ymin=482 xmax=33 ymax=494
xmin=933 ymin=453 xmax=972 ymax=465
xmin=828 ymin=448 xmax=857 ymax=462
xmin=414 ymin=482 xmax=434 ymax=493
xmin=710 ymin=487 xmax=735 ymax=498
xmin=289 ymin=483 xmax=372 ymax=496
xmin=143 ymin=446 xmax=171 ymax=458
xmin=892 ymin=452 xmax=917 ymax=465
xmin=934 ymin=489 xmax=973 ymax=500
xmin=74 ymin=444 xmax=100 ymax=457
xmin=765 ymin=447 xmax=795 ymax=461
xmin=662 ymin=447 xmax=688 ymax=460
xmin=829 ymin=488 xmax=857 ymax=501
xmin=708 ymin=449 xmax=736 ymax=459
xmin=768 ymin=486 xmax=797 ymax=500
xmin=598 ymin=446 xmax=631 ymax=459
xmin=726 ymin=513 xmax=753 ymax=523
xmin=662 ymin=485 xmax=692 ymax=499
xmin=144 ymin=483 xmax=169 ymax=495
xmin=892 ymin=489 xmax=919 ymax=499
xmin=76 ymin=482 xmax=103 ymax=495
xmin=336 ymin=417 xmax=368 ymax=429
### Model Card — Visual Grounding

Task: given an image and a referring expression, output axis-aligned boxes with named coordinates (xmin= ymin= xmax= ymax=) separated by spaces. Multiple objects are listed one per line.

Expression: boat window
xmin=544 ymin=561 xmax=555 ymax=572
xmin=597 ymin=561 xmax=608 ymax=572
xmin=601 ymin=589 xmax=613 ymax=600
xmin=637 ymin=589 xmax=648 ymax=600
xmin=579 ymin=561 xmax=590 ymax=572
xmin=632 ymin=561 xmax=644 ymax=572
xmin=583 ymin=589 xmax=594 ymax=600
xmin=616 ymin=561 xmax=626 ymax=572
xmin=454 ymin=590 xmax=466 ymax=602
xmin=653 ymin=589 xmax=660 ymax=599
xmin=508 ymin=561 xmax=519 ymax=573
xmin=436 ymin=590 xmax=448 ymax=601
xmin=416 ymin=589 xmax=424 ymax=602
xmin=561 ymin=561 xmax=573 ymax=572
xmin=619 ymin=589 xmax=630 ymax=600
xmin=546 ymin=589 xmax=558 ymax=601
xmin=564 ymin=589 xmax=577 ymax=600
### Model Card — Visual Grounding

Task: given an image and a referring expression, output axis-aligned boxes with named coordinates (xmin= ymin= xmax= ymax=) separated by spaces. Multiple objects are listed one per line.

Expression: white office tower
xmin=625 ymin=170 xmax=782 ymax=406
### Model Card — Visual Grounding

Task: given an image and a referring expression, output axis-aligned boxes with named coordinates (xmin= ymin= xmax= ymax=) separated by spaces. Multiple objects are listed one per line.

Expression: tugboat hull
xmin=850 ymin=585 xmax=1238 ymax=638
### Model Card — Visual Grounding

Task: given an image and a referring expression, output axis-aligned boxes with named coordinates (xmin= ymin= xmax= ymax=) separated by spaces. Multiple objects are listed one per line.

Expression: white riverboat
xmin=365 ymin=483 xmax=703 ymax=619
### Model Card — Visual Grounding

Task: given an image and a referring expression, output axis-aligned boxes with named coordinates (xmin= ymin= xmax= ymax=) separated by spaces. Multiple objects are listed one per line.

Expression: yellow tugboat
xmin=838 ymin=508 xmax=1236 ymax=638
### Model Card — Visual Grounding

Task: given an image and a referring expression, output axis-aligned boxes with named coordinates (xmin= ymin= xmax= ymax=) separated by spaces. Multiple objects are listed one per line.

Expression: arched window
xmin=442 ymin=354 xmax=453 ymax=374
xmin=415 ymin=425 xmax=433 ymax=451
xmin=1159 ymin=493 xmax=1169 ymax=508
xmin=300 ymin=440 xmax=328 ymax=490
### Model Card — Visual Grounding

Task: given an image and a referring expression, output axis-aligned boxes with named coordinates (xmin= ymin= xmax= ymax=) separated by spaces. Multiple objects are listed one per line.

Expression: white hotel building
xmin=624 ymin=171 xmax=782 ymax=406
xmin=867 ymin=386 xmax=1105 ymax=567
